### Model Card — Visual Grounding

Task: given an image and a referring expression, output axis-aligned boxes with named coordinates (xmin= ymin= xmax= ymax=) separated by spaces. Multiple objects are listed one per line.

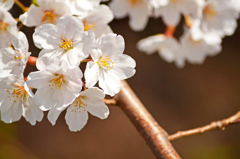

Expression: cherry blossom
xmin=48 ymin=87 xmax=109 ymax=132
xmin=19 ymin=0 xmax=72 ymax=27
xmin=63 ymin=0 xmax=100 ymax=16
xmin=0 ymin=0 xmax=14 ymax=10
xmin=33 ymin=15 xmax=95 ymax=68
xmin=137 ymin=34 xmax=184 ymax=68
xmin=154 ymin=0 xmax=203 ymax=26
xmin=0 ymin=9 xmax=18 ymax=49
xmin=0 ymin=31 xmax=30 ymax=77
xmin=200 ymin=0 xmax=239 ymax=37
xmin=85 ymin=33 xmax=136 ymax=96
xmin=179 ymin=20 xmax=222 ymax=65
xmin=0 ymin=75 xmax=43 ymax=125
xmin=26 ymin=60 xmax=83 ymax=111
xmin=109 ymin=0 xmax=151 ymax=31
xmin=78 ymin=4 xmax=114 ymax=38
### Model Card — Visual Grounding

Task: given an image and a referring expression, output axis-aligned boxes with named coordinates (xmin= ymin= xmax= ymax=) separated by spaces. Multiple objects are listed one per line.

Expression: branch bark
xmin=114 ymin=80 xmax=181 ymax=159
xmin=168 ymin=111 xmax=240 ymax=141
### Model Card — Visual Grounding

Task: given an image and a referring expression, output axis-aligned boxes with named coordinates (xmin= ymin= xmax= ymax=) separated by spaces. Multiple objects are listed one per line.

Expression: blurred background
xmin=1 ymin=1 xmax=240 ymax=159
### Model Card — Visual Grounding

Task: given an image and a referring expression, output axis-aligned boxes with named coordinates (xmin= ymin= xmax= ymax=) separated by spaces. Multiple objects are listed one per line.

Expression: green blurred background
xmin=2 ymin=1 xmax=240 ymax=158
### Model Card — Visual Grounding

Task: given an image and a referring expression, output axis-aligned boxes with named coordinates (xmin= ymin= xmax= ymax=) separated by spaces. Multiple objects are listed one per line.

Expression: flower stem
xmin=81 ymin=59 xmax=93 ymax=63
xmin=14 ymin=0 xmax=28 ymax=12
xmin=164 ymin=25 xmax=176 ymax=37
xmin=27 ymin=56 xmax=37 ymax=66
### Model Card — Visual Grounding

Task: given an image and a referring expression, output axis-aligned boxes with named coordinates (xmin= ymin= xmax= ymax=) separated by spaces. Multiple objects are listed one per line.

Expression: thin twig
xmin=168 ymin=111 xmax=240 ymax=141
xmin=103 ymin=99 xmax=117 ymax=105
xmin=14 ymin=0 xmax=28 ymax=12
xmin=114 ymin=80 xmax=181 ymax=159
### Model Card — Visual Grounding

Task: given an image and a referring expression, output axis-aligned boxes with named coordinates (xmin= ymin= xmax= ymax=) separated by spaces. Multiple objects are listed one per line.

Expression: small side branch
xmin=103 ymin=99 xmax=117 ymax=105
xmin=169 ymin=111 xmax=240 ymax=141
xmin=114 ymin=80 xmax=181 ymax=159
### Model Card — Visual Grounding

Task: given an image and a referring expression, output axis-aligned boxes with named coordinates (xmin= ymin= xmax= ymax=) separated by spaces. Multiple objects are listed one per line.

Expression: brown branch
xmin=103 ymin=99 xmax=117 ymax=105
xmin=114 ymin=80 xmax=181 ymax=159
xmin=168 ymin=111 xmax=240 ymax=141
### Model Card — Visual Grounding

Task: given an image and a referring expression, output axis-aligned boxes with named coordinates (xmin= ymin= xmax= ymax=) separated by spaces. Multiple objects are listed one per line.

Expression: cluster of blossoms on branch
xmin=0 ymin=0 xmax=136 ymax=131
xmin=109 ymin=0 xmax=240 ymax=68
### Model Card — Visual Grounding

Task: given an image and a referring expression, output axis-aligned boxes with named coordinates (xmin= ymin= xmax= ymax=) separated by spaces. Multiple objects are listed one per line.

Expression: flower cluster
xmin=110 ymin=0 xmax=240 ymax=68
xmin=0 ymin=0 xmax=136 ymax=132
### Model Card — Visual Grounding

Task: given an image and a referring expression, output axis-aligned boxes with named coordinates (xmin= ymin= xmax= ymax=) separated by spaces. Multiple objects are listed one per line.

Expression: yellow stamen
xmin=41 ymin=10 xmax=57 ymax=24
xmin=59 ymin=36 xmax=73 ymax=51
xmin=49 ymin=74 xmax=65 ymax=90
xmin=97 ymin=55 xmax=114 ymax=70
xmin=83 ymin=20 xmax=96 ymax=31
xmin=203 ymin=4 xmax=218 ymax=21
xmin=71 ymin=96 xmax=87 ymax=113
xmin=128 ymin=0 xmax=142 ymax=7
xmin=0 ymin=20 xmax=8 ymax=33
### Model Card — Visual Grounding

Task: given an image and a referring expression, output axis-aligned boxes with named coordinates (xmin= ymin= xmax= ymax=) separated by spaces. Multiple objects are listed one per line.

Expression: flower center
xmin=0 ymin=20 xmax=8 ymax=33
xmin=49 ymin=74 xmax=65 ymax=90
xmin=71 ymin=96 xmax=87 ymax=113
xmin=203 ymin=4 xmax=218 ymax=20
xmin=128 ymin=0 xmax=142 ymax=7
xmin=59 ymin=36 xmax=73 ymax=51
xmin=13 ymin=50 xmax=23 ymax=60
xmin=83 ymin=20 xmax=96 ymax=31
xmin=97 ymin=55 xmax=114 ymax=70
xmin=7 ymin=84 xmax=27 ymax=103
xmin=41 ymin=10 xmax=57 ymax=24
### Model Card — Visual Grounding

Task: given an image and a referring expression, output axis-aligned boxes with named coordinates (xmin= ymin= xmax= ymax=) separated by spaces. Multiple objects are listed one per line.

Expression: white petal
xmin=47 ymin=107 xmax=64 ymax=125
xmin=98 ymin=33 xmax=125 ymax=60
xmin=22 ymin=97 xmax=44 ymax=125
xmin=85 ymin=61 xmax=99 ymax=88
xmin=109 ymin=0 xmax=128 ymax=18
xmin=111 ymin=54 xmax=136 ymax=80
xmin=99 ymin=69 xmax=120 ymax=96
xmin=85 ymin=100 xmax=109 ymax=119
xmin=19 ymin=5 xmax=43 ymax=27
xmin=65 ymin=105 xmax=88 ymax=132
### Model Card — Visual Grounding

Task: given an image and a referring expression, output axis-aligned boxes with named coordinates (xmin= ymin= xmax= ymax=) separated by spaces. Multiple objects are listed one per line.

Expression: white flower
xmin=33 ymin=15 xmax=95 ymax=69
xmin=27 ymin=59 xmax=83 ymax=111
xmin=85 ymin=33 xmax=136 ymax=96
xmin=137 ymin=34 xmax=184 ymax=68
xmin=0 ymin=75 xmax=43 ymax=125
xmin=179 ymin=20 xmax=222 ymax=65
xmin=154 ymin=0 xmax=203 ymax=26
xmin=19 ymin=0 xmax=72 ymax=27
xmin=231 ymin=0 xmax=240 ymax=12
xmin=109 ymin=0 xmax=151 ymax=31
xmin=48 ymin=87 xmax=109 ymax=132
xmin=0 ymin=9 xmax=18 ymax=49
xmin=0 ymin=31 xmax=30 ymax=77
xmin=79 ymin=4 xmax=114 ymax=38
xmin=200 ymin=0 xmax=239 ymax=37
xmin=63 ymin=0 xmax=100 ymax=16
xmin=0 ymin=0 xmax=14 ymax=10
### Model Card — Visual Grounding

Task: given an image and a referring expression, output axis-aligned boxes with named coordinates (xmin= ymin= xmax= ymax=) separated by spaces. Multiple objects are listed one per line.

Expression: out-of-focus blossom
xmin=0 ymin=0 xmax=14 ymax=10
xmin=20 ymin=0 xmax=72 ymax=27
xmin=109 ymin=0 xmax=151 ymax=31
xmin=154 ymin=0 xmax=203 ymax=26
xmin=26 ymin=60 xmax=83 ymax=111
xmin=1 ymin=32 xmax=30 ymax=77
xmin=85 ymin=33 xmax=136 ymax=96
xmin=137 ymin=34 xmax=184 ymax=68
xmin=0 ymin=75 xmax=43 ymax=125
xmin=200 ymin=0 xmax=239 ymax=37
xmin=48 ymin=87 xmax=109 ymax=132
xmin=180 ymin=20 xmax=222 ymax=65
xmin=33 ymin=15 xmax=95 ymax=68
xmin=63 ymin=0 xmax=100 ymax=16
xmin=0 ymin=9 xmax=18 ymax=49
xmin=78 ymin=4 xmax=113 ymax=38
